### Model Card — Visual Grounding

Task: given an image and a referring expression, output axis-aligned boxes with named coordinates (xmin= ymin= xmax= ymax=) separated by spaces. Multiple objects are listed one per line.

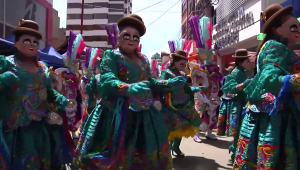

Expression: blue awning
xmin=0 ymin=36 xmax=64 ymax=67
xmin=40 ymin=45 xmax=64 ymax=66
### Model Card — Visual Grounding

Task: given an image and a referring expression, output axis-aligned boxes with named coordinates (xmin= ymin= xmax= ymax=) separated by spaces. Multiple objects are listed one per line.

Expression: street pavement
xmin=172 ymin=132 xmax=233 ymax=170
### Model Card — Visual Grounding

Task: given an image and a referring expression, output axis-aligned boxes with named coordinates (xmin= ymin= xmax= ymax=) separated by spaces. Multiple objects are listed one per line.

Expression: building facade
xmin=181 ymin=0 xmax=216 ymax=39
xmin=52 ymin=9 xmax=66 ymax=49
xmin=66 ymin=0 xmax=132 ymax=49
xmin=0 ymin=0 xmax=53 ymax=49
xmin=212 ymin=0 xmax=300 ymax=73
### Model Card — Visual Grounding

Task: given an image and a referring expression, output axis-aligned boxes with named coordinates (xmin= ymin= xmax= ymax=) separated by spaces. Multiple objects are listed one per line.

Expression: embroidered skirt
xmin=162 ymin=105 xmax=200 ymax=141
xmin=233 ymin=109 xmax=300 ymax=170
xmin=216 ymin=100 xmax=245 ymax=137
xmin=74 ymin=100 xmax=172 ymax=170
xmin=1 ymin=120 xmax=72 ymax=170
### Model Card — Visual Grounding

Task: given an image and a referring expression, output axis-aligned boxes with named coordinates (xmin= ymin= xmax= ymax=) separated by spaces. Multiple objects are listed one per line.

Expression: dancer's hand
xmin=167 ymin=76 xmax=187 ymax=89
xmin=127 ymin=81 xmax=151 ymax=96
xmin=0 ymin=71 xmax=19 ymax=87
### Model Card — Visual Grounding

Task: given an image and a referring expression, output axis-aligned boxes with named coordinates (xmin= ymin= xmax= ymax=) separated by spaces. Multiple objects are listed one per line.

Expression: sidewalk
xmin=172 ymin=132 xmax=233 ymax=170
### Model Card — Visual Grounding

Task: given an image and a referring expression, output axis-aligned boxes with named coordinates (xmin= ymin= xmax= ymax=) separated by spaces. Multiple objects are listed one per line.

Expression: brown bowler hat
xmin=13 ymin=19 xmax=42 ymax=40
xmin=171 ymin=50 xmax=187 ymax=59
xmin=117 ymin=14 xmax=146 ymax=36
xmin=232 ymin=49 xmax=250 ymax=58
xmin=261 ymin=4 xmax=293 ymax=33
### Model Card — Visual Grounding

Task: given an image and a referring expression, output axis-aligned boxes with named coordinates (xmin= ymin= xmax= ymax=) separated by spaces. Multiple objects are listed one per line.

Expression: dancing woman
xmin=233 ymin=4 xmax=300 ymax=169
xmin=0 ymin=20 xmax=69 ymax=169
xmin=216 ymin=49 xmax=253 ymax=163
xmin=160 ymin=50 xmax=206 ymax=156
xmin=74 ymin=14 xmax=186 ymax=169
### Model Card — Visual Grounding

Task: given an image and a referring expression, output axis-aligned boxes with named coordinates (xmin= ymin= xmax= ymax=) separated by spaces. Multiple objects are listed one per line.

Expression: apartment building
xmin=66 ymin=0 xmax=132 ymax=49
xmin=0 ymin=0 xmax=54 ymax=49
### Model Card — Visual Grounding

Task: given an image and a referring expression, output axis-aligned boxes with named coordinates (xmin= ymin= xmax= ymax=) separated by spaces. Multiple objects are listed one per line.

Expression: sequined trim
xmin=222 ymin=93 xmax=237 ymax=100
xmin=117 ymin=83 xmax=130 ymax=96
xmin=236 ymin=83 xmax=244 ymax=91
xmin=289 ymin=74 xmax=300 ymax=86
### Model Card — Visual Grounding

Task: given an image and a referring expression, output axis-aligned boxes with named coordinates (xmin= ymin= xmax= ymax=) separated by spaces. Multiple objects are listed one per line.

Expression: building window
xmin=66 ymin=25 xmax=106 ymax=31
xmin=94 ymin=13 xmax=108 ymax=19
xmin=108 ymin=15 xmax=123 ymax=23
xmin=124 ymin=0 xmax=127 ymax=3
xmin=5 ymin=24 xmax=14 ymax=38
xmin=188 ymin=0 xmax=195 ymax=14
xmin=84 ymin=36 xmax=108 ymax=41
xmin=182 ymin=0 xmax=187 ymax=13
xmin=67 ymin=3 xmax=82 ymax=8
xmin=124 ymin=8 xmax=127 ymax=13
xmin=196 ymin=0 xmax=205 ymax=16
xmin=84 ymin=3 xmax=94 ymax=8
xmin=212 ymin=9 xmax=217 ymax=25
xmin=67 ymin=14 xmax=81 ymax=19
xmin=109 ymin=4 xmax=124 ymax=12
xmin=0 ymin=22 xmax=3 ymax=38
xmin=182 ymin=23 xmax=186 ymax=36
xmin=83 ymin=14 xmax=94 ymax=19
xmin=94 ymin=2 xmax=108 ymax=8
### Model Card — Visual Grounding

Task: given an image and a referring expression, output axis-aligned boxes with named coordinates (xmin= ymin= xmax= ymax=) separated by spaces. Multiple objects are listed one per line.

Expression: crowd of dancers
xmin=0 ymin=3 xmax=300 ymax=170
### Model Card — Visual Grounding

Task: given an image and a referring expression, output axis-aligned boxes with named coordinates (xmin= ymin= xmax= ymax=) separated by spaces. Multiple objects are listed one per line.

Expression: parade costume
xmin=189 ymin=16 xmax=223 ymax=140
xmin=161 ymin=51 xmax=171 ymax=71
xmin=81 ymin=47 xmax=102 ymax=114
xmin=0 ymin=20 xmax=71 ymax=170
xmin=188 ymin=60 xmax=210 ymax=143
xmin=216 ymin=49 xmax=252 ymax=162
xmin=233 ymin=5 xmax=300 ymax=169
xmin=160 ymin=49 xmax=206 ymax=156
xmin=50 ymin=30 xmax=86 ymax=133
xmin=151 ymin=58 xmax=159 ymax=78
xmin=74 ymin=14 xmax=187 ymax=169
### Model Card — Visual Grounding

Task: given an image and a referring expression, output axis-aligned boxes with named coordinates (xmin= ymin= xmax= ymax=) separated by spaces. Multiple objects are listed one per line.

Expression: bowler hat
xmin=117 ymin=14 xmax=146 ymax=36
xmin=13 ymin=19 xmax=42 ymax=40
xmin=171 ymin=50 xmax=187 ymax=59
xmin=232 ymin=49 xmax=250 ymax=58
xmin=261 ymin=4 xmax=293 ymax=33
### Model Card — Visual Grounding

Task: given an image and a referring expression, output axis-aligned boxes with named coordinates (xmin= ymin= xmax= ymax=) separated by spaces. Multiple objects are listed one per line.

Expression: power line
xmin=134 ymin=0 xmax=167 ymax=13
xmin=147 ymin=0 xmax=180 ymax=27
xmin=82 ymin=1 xmax=168 ymax=13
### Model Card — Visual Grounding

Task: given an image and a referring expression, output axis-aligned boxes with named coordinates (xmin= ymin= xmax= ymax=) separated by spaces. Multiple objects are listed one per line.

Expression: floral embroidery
xmin=128 ymin=89 xmax=153 ymax=111
xmin=117 ymin=83 xmax=130 ymax=96
xmin=289 ymin=73 xmax=300 ymax=86
xmin=257 ymin=143 xmax=277 ymax=169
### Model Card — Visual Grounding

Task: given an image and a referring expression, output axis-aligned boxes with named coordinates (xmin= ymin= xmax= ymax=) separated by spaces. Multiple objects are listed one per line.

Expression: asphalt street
xmin=172 ymin=132 xmax=233 ymax=170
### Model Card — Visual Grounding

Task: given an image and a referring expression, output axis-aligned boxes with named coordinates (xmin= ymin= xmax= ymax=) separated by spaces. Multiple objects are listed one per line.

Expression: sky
xmin=53 ymin=0 xmax=181 ymax=58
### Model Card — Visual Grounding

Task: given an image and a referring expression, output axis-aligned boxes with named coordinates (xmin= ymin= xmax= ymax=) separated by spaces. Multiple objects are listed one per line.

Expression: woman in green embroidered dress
xmin=216 ymin=49 xmax=253 ymax=163
xmin=74 ymin=14 xmax=188 ymax=169
xmin=160 ymin=50 xmax=206 ymax=157
xmin=0 ymin=20 xmax=70 ymax=170
xmin=233 ymin=4 xmax=300 ymax=169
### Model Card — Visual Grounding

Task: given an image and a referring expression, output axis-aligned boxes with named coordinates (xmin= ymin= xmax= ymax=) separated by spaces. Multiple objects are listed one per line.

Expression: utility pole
xmin=81 ymin=0 xmax=84 ymax=34
xmin=186 ymin=0 xmax=189 ymax=40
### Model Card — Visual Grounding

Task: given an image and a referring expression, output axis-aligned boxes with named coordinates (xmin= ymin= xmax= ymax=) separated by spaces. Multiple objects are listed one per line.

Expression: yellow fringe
xmin=168 ymin=126 xmax=199 ymax=141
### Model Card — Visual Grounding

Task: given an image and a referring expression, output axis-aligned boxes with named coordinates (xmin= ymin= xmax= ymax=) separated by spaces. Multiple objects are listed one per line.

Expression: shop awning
xmin=39 ymin=45 xmax=64 ymax=67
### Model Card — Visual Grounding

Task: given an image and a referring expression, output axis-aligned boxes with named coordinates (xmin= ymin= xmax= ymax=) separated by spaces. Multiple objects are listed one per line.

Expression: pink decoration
xmin=206 ymin=21 xmax=213 ymax=50
xmin=76 ymin=39 xmax=86 ymax=60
